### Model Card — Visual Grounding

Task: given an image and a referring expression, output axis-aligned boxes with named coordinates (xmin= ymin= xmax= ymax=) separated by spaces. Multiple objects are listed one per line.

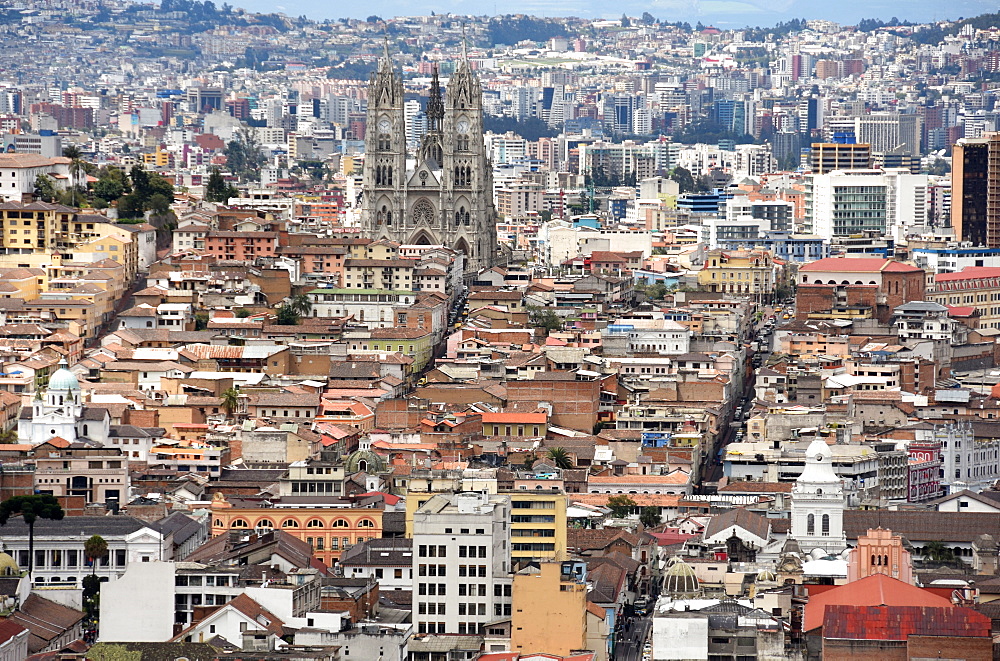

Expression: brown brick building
xmin=796 ymin=257 xmax=925 ymax=324
xmin=506 ymin=372 xmax=602 ymax=433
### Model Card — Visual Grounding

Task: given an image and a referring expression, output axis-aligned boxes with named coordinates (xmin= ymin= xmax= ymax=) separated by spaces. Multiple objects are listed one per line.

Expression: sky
xmin=238 ymin=0 xmax=996 ymax=29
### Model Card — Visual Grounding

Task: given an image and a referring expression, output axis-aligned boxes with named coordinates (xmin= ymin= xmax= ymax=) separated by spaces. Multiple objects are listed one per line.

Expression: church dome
xmin=0 ymin=551 xmax=19 ymax=576
xmin=48 ymin=358 xmax=79 ymax=392
xmin=796 ymin=438 xmax=840 ymax=484
xmin=663 ymin=557 xmax=701 ymax=598
xmin=345 ymin=449 xmax=387 ymax=474
xmin=755 ymin=568 xmax=777 ymax=584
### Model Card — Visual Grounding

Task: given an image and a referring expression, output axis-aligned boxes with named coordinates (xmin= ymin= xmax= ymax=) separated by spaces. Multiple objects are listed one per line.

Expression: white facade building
xmin=3 ymin=516 xmax=167 ymax=586
xmin=411 ymin=492 xmax=512 ymax=635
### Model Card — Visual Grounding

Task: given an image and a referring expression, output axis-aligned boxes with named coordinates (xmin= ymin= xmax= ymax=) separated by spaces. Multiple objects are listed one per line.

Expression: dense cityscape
xmin=0 ymin=1 xmax=998 ymax=660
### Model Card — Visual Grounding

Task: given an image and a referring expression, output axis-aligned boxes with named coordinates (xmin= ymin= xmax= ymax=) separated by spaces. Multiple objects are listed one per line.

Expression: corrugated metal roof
xmin=823 ymin=604 xmax=991 ymax=640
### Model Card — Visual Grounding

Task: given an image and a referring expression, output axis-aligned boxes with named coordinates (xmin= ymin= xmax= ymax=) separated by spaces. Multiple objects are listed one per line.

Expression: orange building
xmin=209 ymin=493 xmax=383 ymax=565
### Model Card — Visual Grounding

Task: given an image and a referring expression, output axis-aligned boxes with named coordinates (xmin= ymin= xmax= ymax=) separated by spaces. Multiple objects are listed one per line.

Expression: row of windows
xmin=19 ymin=548 xmax=126 ymax=568
xmin=220 ymin=517 xmax=376 ymax=529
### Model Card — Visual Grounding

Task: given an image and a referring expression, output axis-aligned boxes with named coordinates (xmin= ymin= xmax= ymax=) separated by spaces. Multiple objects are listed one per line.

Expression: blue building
xmin=716 ymin=231 xmax=829 ymax=263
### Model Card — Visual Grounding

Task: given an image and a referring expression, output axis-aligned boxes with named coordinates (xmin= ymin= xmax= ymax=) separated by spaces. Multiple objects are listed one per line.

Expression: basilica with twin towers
xmin=361 ymin=45 xmax=499 ymax=273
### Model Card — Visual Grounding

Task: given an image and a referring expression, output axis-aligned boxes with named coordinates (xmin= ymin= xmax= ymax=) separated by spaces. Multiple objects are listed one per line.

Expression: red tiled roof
xmin=799 ymin=258 xmax=920 ymax=273
xmin=822 ymin=604 xmax=990 ymax=640
xmin=804 ymin=574 xmax=951 ymax=632
xmin=0 ymin=620 xmax=26 ymax=645
xmin=936 ymin=267 xmax=1000 ymax=282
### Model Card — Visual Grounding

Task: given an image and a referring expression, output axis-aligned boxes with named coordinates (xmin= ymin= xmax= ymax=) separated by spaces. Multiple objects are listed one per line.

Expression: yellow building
xmin=509 ymin=490 xmax=568 ymax=566
xmin=512 ymin=562 xmax=588 ymax=656
xmin=0 ymin=267 xmax=46 ymax=299
xmin=697 ymin=248 xmax=776 ymax=301
xmin=402 ymin=473 xmax=567 ymax=566
xmin=0 ymin=201 xmax=74 ymax=255
xmin=342 ymin=257 xmax=414 ymax=291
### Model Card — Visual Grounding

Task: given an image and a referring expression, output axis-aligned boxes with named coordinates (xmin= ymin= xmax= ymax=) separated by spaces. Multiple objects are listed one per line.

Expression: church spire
xmin=426 ymin=63 xmax=444 ymax=132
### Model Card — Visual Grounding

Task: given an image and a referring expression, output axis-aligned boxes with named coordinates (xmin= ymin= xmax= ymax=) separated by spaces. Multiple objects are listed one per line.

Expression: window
xmin=307 ymin=519 xmax=324 ymax=528
xmin=282 ymin=519 xmax=300 ymax=528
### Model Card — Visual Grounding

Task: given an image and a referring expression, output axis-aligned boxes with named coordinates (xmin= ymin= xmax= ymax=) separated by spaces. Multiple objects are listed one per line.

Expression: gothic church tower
xmin=362 ymin=44 xmax=497 ymax=273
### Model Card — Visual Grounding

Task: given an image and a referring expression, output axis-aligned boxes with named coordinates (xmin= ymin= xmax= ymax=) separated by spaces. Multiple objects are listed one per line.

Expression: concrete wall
xmin=652 ymin=612 xmax=708 ymax=660
xmin=99 ymin=561 xmax=175 ymax=642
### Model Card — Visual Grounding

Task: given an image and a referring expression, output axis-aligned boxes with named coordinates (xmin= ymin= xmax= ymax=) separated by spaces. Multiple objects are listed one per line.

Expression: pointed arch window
xmin=454 ymin=206 xmax=470 ymax=226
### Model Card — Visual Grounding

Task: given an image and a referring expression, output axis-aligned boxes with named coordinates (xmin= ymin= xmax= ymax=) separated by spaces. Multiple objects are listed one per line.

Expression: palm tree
xmin=221 ymin=387 xmax=241 ymax=419
xmin=923 ymin=540 xmax=955 ymax=565
xmin=545 ymin=447 xmax=573 ymax=469
xmin=62 ymin=145 xmax=88 ymax=207
xmin=290 ymin=294 xmax=312 ymax=317
xmin=0 ymin=495 xmax=65 ymax=575
xmin=84 ymin=534 xmax=108 ymax=577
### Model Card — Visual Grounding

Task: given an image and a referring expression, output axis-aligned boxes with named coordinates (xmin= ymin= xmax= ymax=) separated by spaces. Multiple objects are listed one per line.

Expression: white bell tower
xmin=791 ymin=438 xmax=846 ymax=555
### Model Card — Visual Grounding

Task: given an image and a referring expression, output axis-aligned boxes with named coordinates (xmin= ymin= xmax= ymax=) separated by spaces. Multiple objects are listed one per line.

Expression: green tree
xmin=84 ymin=534 xmax=108 ymax=577
xmin=221 ymin=387 xmax=241 ymax=418
xmin=129 ymin=166 xmax=151 ymax=199
xmin=205 ymin=167 xmax=238 ymax=203
xmin=148 ymin=193 xmax=170 ymax=216
xmin=276 ymin=303 xmax=300 ymax=325
xmin=640 ymin=506 xmax=661 ymax=528
xmin=606 ymin=494 xmax=638 ymax=518
xmin=0 ymin=495 xmax=65 ymax=575
xmin=62 ymin=144 xmax=88 ymax=207
xmin=670 ymin=166 xmax=696 ymax=194
xmin=225 ymin=126 xmax=265 ymax=182
xmin=545 ymin=447 xmax=573 ymax=469
xmin=34 ymin=174 xmax=57 ymax=202
xmin=645 ymin=283 xmax=668 ymax=300
xmin=0 ymin=428 xmax=17 ymax=444
xmin=620 ymin=13 xmax=630 ymax=27
xmin=116 ymin=193 xmax=145 ymax=219
xmin=528 ymin=306 xmax=562 ymax=336
xmin=923 ymin=540 xmax=956 ymax=565
xmin=290 ymin=293 xmax=313 ymax=317
xmin=92 ymin=166 xmax=128 ymax=202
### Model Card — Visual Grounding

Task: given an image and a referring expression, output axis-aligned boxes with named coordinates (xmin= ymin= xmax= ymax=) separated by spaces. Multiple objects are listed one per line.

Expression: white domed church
xmin=18 ymin=358 xmax=110 ymax=446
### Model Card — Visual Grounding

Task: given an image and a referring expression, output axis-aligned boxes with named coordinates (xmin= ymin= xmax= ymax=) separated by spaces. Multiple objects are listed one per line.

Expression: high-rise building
xmin=411 ymin=492 xmax=512 ymax=635
xmin=855 ymin=112 xmax=921 ymax=156
xmin=362 ymin=48 xmax=498 ymax=272
xmin=810 ymin=141 xmax=871 ymax=173
xmin=807 ymin=169 xmax=927 ymax=241
xmin=952 ymin=133 xmax=1000 ymax=246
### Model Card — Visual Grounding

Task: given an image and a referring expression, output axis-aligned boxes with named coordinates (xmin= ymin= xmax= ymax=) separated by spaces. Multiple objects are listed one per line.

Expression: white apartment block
xmin=412 ymin=492 xmax=512 ymax=636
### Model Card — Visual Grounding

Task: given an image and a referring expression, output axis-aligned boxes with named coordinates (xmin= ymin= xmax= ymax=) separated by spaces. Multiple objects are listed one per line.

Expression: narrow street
xmin=613 ymin=616 xmax=651 ymax=661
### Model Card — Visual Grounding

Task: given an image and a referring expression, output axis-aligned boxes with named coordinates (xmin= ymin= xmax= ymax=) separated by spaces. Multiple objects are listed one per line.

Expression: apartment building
xmin=411 ymin=492 xmax=512 ymax=635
